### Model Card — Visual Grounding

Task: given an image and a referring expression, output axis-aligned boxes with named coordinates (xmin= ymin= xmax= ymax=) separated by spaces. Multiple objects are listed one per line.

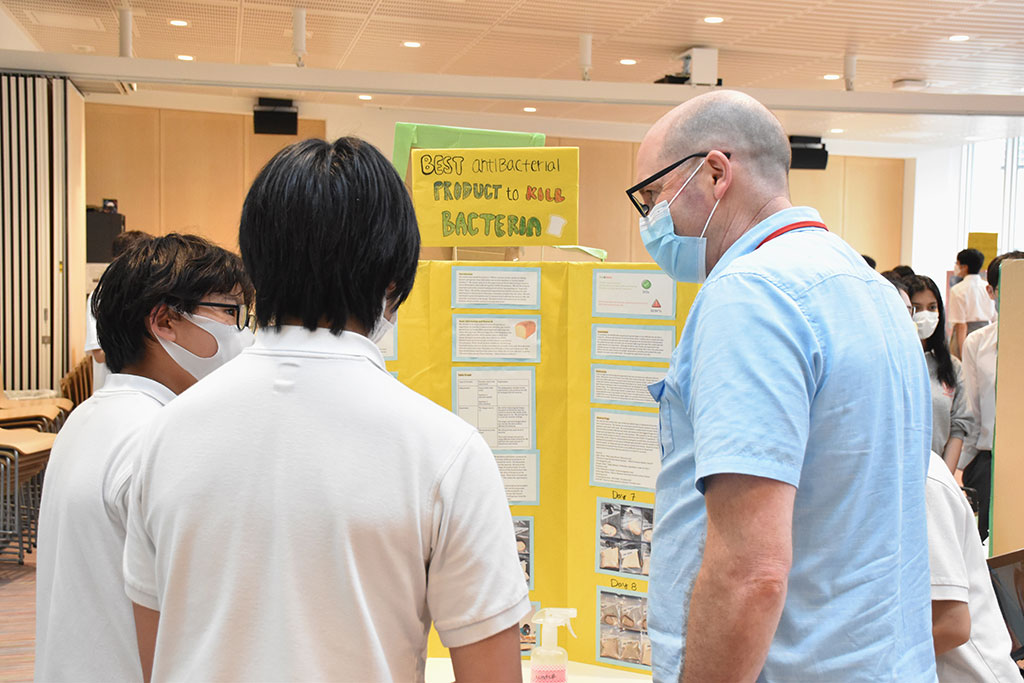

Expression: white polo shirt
xmin=947 ymin=274 xmax=996 ymax=325
xmin=962 ymin=321 xmax=998 ymax=461
xmin=35 ymin=373 xmax=175 ymax=683
xmin=123 ymin=326 xmax=529 ymax=682
xmin=84 ymin=292 xmax=109 ymax=389
xmin=926 ymin=453 xmax=1020 ymax=681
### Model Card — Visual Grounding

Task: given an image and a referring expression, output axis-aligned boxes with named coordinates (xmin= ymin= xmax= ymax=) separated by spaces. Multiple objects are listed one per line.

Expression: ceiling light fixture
xmin=948 ymin=34 xmax=970 ymax=42
xmin=829 ymin=128 xmax=844 ymax=134
xmin=823 ymin=74 xmax=841 ymax=81
xmin=402 ymin=41 xmax=421 ymax=48
xmin=169 ymin=19 xmax=188 ymax=27
xmin=703 ymin=16 xmax=724 ymax=24
xmin=358 ymin=94 xmax=373 ymax=100
xmin=619 ymin=58 xmax=637 ymax=65
xmin=523 ymin=107 xmax=537 ymax=113
xmin=176 ymin=54 xmax=194 ymax=61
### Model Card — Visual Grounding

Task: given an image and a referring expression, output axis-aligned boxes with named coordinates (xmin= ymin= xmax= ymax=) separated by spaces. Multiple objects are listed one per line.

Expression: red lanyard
xmin=756 ymin=221 xmax=828 ymax=249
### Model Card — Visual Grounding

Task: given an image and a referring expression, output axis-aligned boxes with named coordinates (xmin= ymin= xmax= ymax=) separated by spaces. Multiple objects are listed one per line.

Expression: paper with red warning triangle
xmin=592 ymin=269 xmax=675 ymax=319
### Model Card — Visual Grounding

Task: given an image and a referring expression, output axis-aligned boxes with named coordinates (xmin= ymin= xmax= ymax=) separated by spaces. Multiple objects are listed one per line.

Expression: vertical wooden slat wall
xmin=0 ymin=73 xmax=69 ymax=392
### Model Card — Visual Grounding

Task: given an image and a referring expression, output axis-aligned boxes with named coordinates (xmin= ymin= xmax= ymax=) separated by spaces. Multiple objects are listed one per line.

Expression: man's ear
xmin=987 ymin=284 xmax=996 ymax=300
xmin=705 ymin=150 xmax=732 ymax=200
xmin=148 ymin=303 xmax=179 ymax=343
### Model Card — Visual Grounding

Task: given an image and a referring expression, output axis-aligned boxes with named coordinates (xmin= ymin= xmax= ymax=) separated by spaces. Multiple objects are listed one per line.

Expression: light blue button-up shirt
xmin=648 ymin=206 xmax=935 ymax=682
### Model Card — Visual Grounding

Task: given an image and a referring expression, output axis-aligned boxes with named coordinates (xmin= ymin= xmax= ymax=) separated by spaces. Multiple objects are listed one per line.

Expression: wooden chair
xmin=0 ymin=404 xmax=64 ymax=432
xmin=0 ymin=428 xmax=56 ymax=564
xmin=58 ymin=356 xmax=93 ymax=409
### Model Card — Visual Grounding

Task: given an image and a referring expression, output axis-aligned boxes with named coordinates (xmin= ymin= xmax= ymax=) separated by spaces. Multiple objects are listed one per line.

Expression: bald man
xmin=632 ymin=92 xmax=935 ymax=681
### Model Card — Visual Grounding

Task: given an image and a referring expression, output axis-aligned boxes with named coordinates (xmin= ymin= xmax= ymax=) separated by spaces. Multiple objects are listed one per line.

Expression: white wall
xmin=909 ymin=145 xmax=963 ymax=287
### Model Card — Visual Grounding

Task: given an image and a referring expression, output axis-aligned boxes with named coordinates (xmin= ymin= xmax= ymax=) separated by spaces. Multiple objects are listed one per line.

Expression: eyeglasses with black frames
xmin=625 ymin=151 xmax=731 ymax=218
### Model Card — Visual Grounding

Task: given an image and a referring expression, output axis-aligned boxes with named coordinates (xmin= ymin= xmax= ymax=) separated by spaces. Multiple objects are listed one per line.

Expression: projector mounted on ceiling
xmin=789 ymin=136 xmax=828 ymax=170
xmin=253 ymin=97 xmax=298 ymax=135
xmin=655 ymin=47 xmax=722 ymax=86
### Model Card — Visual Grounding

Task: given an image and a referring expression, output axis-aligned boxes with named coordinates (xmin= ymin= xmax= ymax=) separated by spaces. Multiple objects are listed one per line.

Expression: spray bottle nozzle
xmin=532 ymin=608 xmax=577 ymax=640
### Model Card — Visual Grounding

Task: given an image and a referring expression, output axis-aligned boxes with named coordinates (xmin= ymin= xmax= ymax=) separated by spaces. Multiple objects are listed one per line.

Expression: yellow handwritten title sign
xmin=411 ymin=147 xmax=579 ymax=247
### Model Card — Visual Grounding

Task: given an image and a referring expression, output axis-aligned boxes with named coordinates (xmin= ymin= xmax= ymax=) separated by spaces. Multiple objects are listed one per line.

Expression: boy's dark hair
xmin=111 ymin=230 xmax=152 ymax=259
xmin=987 ymin=250 xmax=1024 ymax=289
xmin=861 ymin=254 xmax=876 ymax=269
xmin=239 ymin=137 xmax=419 ymax=334
xmin=891 ymin=265 xmax=916 ymax=278
xmin=92 ymin=233 xmax=254 ymax=373
xmin=881 ymin=271 xmax=910 ymax=296
xmin=904 ymin=275 xmax=956 ymax=390
xmin=957 ymin=248 xmax=985 ymax=274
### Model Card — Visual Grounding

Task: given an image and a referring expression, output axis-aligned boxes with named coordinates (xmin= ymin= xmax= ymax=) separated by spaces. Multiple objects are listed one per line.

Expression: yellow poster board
xmin=384 ymin=260 xmax=698 ymax=673
xmin=411 ymin=147 xmax=579 ymax=247
xmin=968 ymin=232 xmax=999 ymax=269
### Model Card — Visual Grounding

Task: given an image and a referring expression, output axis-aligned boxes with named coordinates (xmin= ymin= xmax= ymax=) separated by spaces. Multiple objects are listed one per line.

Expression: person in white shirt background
xmin=888 ymin=272 xmax=1019 ymax=680
xmin=84 ymin=230 xmax=152 ymax=390
xmin=123 ymin=137 xmax=529 ymax=683
xmin=904 ymin=275 xmax=973 ymax=473
xmin=35 ymin=233 xmax=253 ymax=683
xmin=962 ymin=250 xmax=1024 ymax=543
xmin=948 ymin=248 xmax=996 ymax=359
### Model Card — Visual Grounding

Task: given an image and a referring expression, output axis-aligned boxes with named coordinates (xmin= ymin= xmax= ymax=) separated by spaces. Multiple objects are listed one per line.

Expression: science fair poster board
xmin=411 ymin=147 xmax=580 ymax=247
xmin=383 ymin=260 xmax=698 ymax=672
xmin=992 ymin=260 xmax=1024 ymax=556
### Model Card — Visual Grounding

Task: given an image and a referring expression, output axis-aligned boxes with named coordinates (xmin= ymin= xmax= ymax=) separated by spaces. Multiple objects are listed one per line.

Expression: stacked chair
xmin=0 ymin=359 xmax=91 ymax=563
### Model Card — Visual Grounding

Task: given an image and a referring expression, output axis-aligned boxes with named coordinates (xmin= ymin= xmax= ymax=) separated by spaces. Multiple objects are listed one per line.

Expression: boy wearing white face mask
xmin=904 ymin=275 xmax=973 ymax=476
xmin=35 ymin=233 xmax=253 ymax=683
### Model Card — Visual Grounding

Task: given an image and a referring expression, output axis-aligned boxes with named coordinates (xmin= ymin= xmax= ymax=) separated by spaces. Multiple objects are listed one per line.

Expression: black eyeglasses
xmin=195 ymin=301 xmax=252 ymax=331
xmin=625 ymin=151 xmax=731 ymax=217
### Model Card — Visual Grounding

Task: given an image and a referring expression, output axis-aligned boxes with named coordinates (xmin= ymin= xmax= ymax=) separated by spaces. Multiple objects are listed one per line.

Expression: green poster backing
xmin=391 ymin=121 xmax=545 ymax=180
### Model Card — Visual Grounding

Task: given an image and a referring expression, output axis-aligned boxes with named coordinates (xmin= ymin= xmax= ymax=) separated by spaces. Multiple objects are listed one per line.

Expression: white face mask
xmin=157 ymin=312 xmax=254 ymax=381
xmin=368 ymin=297 xmax=396 ymax=344
xmin=912 ymin=310 xmax=939 ymax=340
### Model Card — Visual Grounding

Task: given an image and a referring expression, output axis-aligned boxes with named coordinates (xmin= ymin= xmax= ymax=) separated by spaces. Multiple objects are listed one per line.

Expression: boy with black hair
xmin=949 ymin=247 xmax=996 ymax=359
xmin=961 ymin=250 xmax=1024 ymax=542
xmin=124 ymin=138 xmax=529 ymax=682
xmin=84 ymin=230 xmax=153 ymax=389
xmin=35 ymin=234 xmax=253 ymax=682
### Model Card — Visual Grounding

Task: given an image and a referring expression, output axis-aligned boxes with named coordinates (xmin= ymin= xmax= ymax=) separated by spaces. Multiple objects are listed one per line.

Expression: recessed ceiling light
xmin=176 ymin=54 xmax=194 ymax=61
xmin=402 ymin=41 xmax=421 ymax=48
xmin=823 ymin=74 xmax=841 ymax=81
xmin=948 ymin=34 xmax=970 ymax=42
xmin=829 ymin=128 xmax=844 ymax=134
xmin=703 ymin=16 xmax=724 ymax=24
xmin=358 ymin=94 xmax=373 ymax=101
xmin=523 ymin=107 xmax=537 ymax=113
xmin=619 ymin=58 xmax=637 ymax=65
xmin=169 ymin=19 xmax=188 ymax=27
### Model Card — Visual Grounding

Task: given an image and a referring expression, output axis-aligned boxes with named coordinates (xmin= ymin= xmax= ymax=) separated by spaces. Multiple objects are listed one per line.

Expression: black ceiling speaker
xmin=789 ymin=135 xmax=828 ymax=170
xmin=253 ymin=97 xmax=298 ymax=135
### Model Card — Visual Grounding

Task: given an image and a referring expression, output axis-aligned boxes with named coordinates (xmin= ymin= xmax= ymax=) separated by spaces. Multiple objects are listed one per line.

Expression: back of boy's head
xmin=987 ymin=250 xmax=1024 ymax=290
xmin=92 ymin=233 xmax=253 ymax=373
xmin=111 ymin=230 xmax=153 ymax=259
xmin=239 ymin=137 xmax=419 ymax=334
xmin=957 ymin=248 xmax=985 ymax=274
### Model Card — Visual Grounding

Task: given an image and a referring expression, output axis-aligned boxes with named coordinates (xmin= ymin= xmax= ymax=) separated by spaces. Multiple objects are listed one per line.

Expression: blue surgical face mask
xmin=639 ymin=159 xmax=721 ymax=283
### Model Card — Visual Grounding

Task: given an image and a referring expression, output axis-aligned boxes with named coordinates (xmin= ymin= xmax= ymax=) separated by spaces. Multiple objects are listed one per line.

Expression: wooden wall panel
xmin=85 ymin=104 xmax=160 ymax=232
xmin=842 ymin=157 xmax=904 ymax=270
xmin=159 ymin=110 xmax=246 ymax=250
xmin=244 ymin=116 xmax=327 ymax=187
xmin=557 ymin=137 xmax=635 ymax=262
xmin=790 ymin=157 xmax=846 ymax=238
